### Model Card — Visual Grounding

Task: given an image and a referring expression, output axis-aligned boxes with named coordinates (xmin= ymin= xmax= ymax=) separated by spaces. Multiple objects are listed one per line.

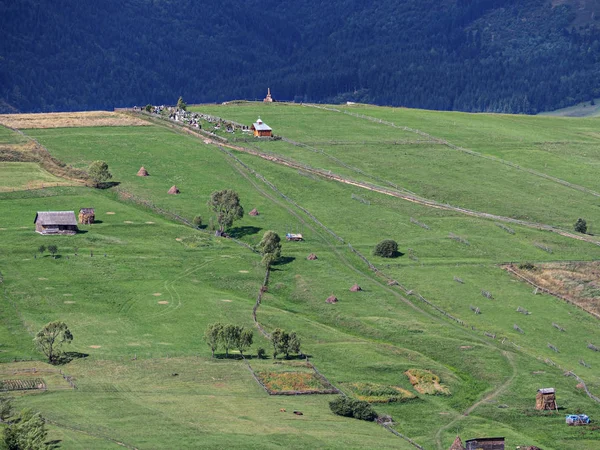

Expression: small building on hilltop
xmin=536 ymin=387 xmax=557 ymax=410
xmin=263 ymin=88 xmax=274 ymax=103
xmin=465 ymin=437 xmax=505 ymax=450
xmin=34 ymin=211 xmax=78 ymax=235
xmin=78 ymin=208 xmax=95 ymax=225
xmin=251 ymin=117 xmax=272 ymax=137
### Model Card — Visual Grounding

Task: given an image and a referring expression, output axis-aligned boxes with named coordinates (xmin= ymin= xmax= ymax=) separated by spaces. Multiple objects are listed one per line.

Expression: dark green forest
xmin=2 ymin=0 xmax=600 ymax=114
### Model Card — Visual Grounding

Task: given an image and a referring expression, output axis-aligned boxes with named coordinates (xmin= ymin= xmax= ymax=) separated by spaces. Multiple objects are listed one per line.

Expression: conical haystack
xmin=350 ymin=284 xmax=362 ymax=292
xmin=137 ymin=166 xmax=149 ymax=176
xmin=307 ymin=253 xmax=318 ymax=260
xmin=167 ymin=185 xmax=180 ymax=195
xmin=326 ymin=295 xmax=338 ymax=304
xmin=448 ymin=435 xmax=465 ymax=450
xmin=249 ymin=208 xmax=259 ymax=216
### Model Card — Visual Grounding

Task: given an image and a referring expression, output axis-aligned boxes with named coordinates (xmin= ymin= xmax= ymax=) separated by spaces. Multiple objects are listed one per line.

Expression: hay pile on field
xmin=448 ymin=436 xmax=465 ymax=450
xmin=405 ymin=369 xmax=450 ymax=395
xmin=137 ymin=166 xmax=149 ymax=176
xmin=249 ymin=208 xmax=259 ymax=216
xmin=307 ymin=253 xmax=318 ymax=260
xmin=326 ymin=295 xmax=338 ymax=304
xmin=168 ymin=185 xmax=180 ymax=195
xmin=0 ymin=111 xmax=149 ymax=129
xmin=350 ymin=284 xmax=362 ymax=292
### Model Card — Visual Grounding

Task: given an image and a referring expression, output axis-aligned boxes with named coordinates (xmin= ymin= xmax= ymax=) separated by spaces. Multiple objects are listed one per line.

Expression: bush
xmin=257 ymin=347 xmax=266 ymax=359
xmin=574 ymin=218 xmax=588 ymax=234
xmin=329 ymin=396 xmax=377 ymax=421
xmin=518 ymin=262 xmax=536 ymax=270
xmin=373 ymin=239 xmax=399 ymax=258
xmin=193 ymin=215 xmax=203 ymax=227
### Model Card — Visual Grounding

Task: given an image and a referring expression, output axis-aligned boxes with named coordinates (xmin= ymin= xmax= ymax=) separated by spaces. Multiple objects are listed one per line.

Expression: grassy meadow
xmin=0 ymin=103 xmax=599 ymax=449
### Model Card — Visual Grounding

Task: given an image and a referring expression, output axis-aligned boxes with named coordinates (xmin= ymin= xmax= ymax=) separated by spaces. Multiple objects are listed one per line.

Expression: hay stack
xmin=448 ymin=436 xmax=465 ymax=450
xmin=326 ymin=295 xmax=338 ymax=304
xmin=137 ymin=166 xmax=149 ymax=176
xmin=307 ymin=253 xmax=318 ymax=260
xmin=350 ymin=284 xmax=362 ymax=292
xmin=167 ymin=185 xmax=180 ymax=195
xmin=249 ymin=208 xmax=259 ymax=216
xmin=535 ymin=388 xmax=557 ymax=410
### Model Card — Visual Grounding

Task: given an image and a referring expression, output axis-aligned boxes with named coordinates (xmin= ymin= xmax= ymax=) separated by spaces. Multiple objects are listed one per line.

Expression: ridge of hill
xmin=2 ymin=0 xmax=600 ymax=114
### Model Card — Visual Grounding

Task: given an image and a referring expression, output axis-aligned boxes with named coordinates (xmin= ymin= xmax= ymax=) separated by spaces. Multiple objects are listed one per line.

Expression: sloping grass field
xmin=1 ymin=104 xmax=599 ymax=449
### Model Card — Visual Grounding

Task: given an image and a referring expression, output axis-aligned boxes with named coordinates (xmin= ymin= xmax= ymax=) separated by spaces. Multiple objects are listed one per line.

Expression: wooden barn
xmin=34 ymin=211 xmax=78 ymax=235
xmin=251 ymin=117 xmax=272 ymax=137
xmin=78 ymin=208 xmax=95 ymax=224
xmin=465 ymin=437 xmax=505 ymax=450
xmin=536 ymin=387 xmax=557 ymax=410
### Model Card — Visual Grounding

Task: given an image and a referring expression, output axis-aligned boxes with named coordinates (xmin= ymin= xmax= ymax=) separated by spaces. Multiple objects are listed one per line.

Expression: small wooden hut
xmin=137 ymin=166 xmax=149 ymax=176
xmin=34 ymin=211 xmax=78 ymax=235
xmin=167 ymin=185 xmax=180 ymax=195
xmin=465 ymin=437 xmax=505 ymax=450
xmin=251 ymin=117 xmax=272 ymax=137
xmin=78 ymin=208 xmax=95 ymax=224
xmin=536 ymin=388 xmax=557 ymax=410
xmin=449 ymin=436 xmax=466 ymax=450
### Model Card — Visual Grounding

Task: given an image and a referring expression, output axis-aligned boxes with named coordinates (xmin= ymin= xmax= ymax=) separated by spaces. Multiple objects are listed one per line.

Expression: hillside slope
xmin=2 ymin=0 xmax=600 ymax=113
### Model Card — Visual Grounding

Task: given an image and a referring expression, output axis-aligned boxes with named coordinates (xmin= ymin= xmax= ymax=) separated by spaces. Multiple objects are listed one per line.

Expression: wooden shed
xmin=536 ymin=387 xmax=557 ymax=410
xmin=78 ymin=208 xmax=95 ymax=224
xmin=251 ymin=117 xmax=272 ymax=137
xmin=34 ymin=211 xmax=78 ymax=235
xmin=465 ymin=437 xmax=505 ymax=450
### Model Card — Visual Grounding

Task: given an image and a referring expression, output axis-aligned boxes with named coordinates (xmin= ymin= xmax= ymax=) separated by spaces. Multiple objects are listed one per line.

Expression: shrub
xmin=373 ymin=239 xmax=399 ymax=258
xmin=574 ymin=218 xmax=588 ymax=234
xmin=329 ymin=396 xmax=377 ymax=421
xmin=193 ymin=215 xmax=203 ymax=227
xmin=257 ymin=347 xmax=266 ymax=359
xmin=518 ymin=262 xmax=536 ymax=270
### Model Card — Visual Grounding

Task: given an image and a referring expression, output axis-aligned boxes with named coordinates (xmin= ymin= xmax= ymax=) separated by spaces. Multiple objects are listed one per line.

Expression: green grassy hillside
xmin=1 ymin=104 xmax=599 ymax=449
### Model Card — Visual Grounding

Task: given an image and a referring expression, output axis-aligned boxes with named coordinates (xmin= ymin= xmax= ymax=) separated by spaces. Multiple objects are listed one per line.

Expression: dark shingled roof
xmin=34 ymin=211 xmax=77 ymax=226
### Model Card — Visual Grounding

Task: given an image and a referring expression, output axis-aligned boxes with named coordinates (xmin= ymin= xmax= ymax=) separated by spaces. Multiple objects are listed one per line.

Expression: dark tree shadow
xmin=89 ymin=220 xmax=103 ymax=224
xmin=55 ymin=351 xmax=89 ymax=365
xmin=227 ymin=226 xmax=262 ymax=239
xmin=273 ymin=256 xmax=295 ymax=267
xmin=46 ymin=440 xmax=62 ymax=449
xmin=96 ymin=181 xmax=120 ymax=190
xmin=75 ymin=229 xmax=89 ymax=234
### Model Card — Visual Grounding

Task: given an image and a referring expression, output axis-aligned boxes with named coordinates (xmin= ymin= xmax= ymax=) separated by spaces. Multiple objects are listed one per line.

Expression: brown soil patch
xmin=0 ymin=111 xmax=150 ymax=129
xmin=145 ymin=221 xmax=155 ymax=224
xmin=221 ymin=299 xmax=232 ymax=302
xmin=460 ymin=346 xmax=473 ymax=350
xmin=63 ymin=301 xmax=76 ymax=304
xmin=106 ymin=212 xmax=115 ymax=215
xmin=505 ymin=262 xmax=600 ymax=318
xmin=152 ymin=293 xmax=162 ymax=296
xmin=89 ymin=345 xmax=102 ymax=349
xmin=124 ymin=221 xmax=134 ymax=224
xmin=158 ymin=301 xmax=169 ymax=305
xmin=175 ymin=238 xmax=182 ymax=242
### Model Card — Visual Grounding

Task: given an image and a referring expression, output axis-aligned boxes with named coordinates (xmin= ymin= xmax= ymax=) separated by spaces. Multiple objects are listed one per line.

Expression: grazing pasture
xmin=1 ymin=103 xmax=600 ymax=449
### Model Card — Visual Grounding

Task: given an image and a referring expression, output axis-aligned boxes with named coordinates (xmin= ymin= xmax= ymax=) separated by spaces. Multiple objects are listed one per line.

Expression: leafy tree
xmin=3 ymin=409 xmax=49 ymax=450
xmin=236 ymin=328 xmax=253 ymax=356
xmin=144 ymin=104 xmax=152 ymax=112
xmin=34 ymin=321 xmax=73 ymax=364
xmin=0 ymin=395 xmax=13 ymax=422
xmin=574 ymin=218 xmax=588 ymax=234
xmin=219 ymin=324 xmax=239 ymax=358
xmin=177 ymin=96 xmax=187 ymax=111
xmin=88 ymin=160 xmax=112 ymax=188
xmin=257 ymin=347 xmax=266 ymax=359
xmin=37 ymin=245 xmax=46 ymax=255
xmin=204 ymin=322 xmax=223 ymax=358
xmin=271 ymin=328 xmax=284 ymax=359
xmin=257 ymin=231 xmax=282 ymax=267
xmin=208 ymin=189 xmax=244 ymax=234
xmin=47 ymin=245 xmax=58 ymax=259
xmin=373 ymin=239 xmax=399 ymax=258
xmin=287 ymin=332 xmax=301 ymax=357
xmin=192 ymin=215 xmax=203 ymax=228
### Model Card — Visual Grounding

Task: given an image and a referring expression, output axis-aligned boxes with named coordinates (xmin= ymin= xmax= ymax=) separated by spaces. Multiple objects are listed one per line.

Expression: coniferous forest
xmin=2 ymin=0 xmax=600 ymax=114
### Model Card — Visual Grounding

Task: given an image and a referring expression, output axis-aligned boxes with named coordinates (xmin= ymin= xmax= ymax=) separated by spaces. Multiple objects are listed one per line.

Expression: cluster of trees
xmin=270 ymin=328 xmax=301 ymax=359
xmin=37 ymin=245 xmax=58 ymax=259
xmin=0 ymin=397 xmax=49 ymax=450
xmin=2 ymin=0 xmax=600 ymax=114
xmin=328 ymin=396 xmax=377 ymax=422
xmin=204 ymin=323 xmax=254 ymax=358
